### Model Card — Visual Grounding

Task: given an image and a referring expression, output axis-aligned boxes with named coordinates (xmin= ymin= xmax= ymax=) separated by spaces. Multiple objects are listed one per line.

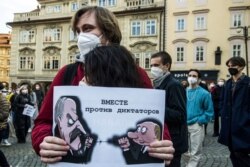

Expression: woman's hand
xmin=147 ymin=140 xmax=175 ymax=165
xmin=39 ymin=136 xmax=70 ymax=163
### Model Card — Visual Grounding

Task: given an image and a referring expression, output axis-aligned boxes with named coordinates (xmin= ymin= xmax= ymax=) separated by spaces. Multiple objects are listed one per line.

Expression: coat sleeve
xmin=137 ymin=66 xmax=152 ymax=88
xmin=198 ymin=92 xmax=214 ymax=124
xmin=165 ymin=83 xmax=186 ymax=124
xmin=31 ymin=66 xmax=67 ymax=155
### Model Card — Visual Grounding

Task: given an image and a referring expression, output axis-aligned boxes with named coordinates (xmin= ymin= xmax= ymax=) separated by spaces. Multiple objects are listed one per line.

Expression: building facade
xmin=167 ymin=0 xmax=250 ymax=82
xmin=7 ymin=0 xmax=165 ymax=89
xmin=0 ymin=34 xmax=11 ymax=84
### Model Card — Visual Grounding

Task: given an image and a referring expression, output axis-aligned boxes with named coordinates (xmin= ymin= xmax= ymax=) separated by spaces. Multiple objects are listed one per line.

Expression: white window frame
xmin=144 ymin=53 xmax=151 ymax=69
xmin=145 ymin=20 xmax=156 ymax=35
xmin=71 ymin=2 xmax=78 ymax=11
xmin=196 ymin=0 xmax=207 ymax=6
xmin=69 ymin=29 xmax=77 ymax=41
xmin=19 ymin=56 xmax=35 ymax=70
xmin=43 ymin=55 xmax=60 ymax=70
xmin=230 ymin=40 xmax=243 ymax=57
xmin=44 ymin=28 xmax=61 ymax=42
xmin=46 ymin=5 xmax=62 ymax=13
xmin=133 ymin=52 xmax=152 ymax=69
xmin=131 ymin=21 xmax=141 ymax=36
xmin=176 ymin=17 xmax=186 ymax=31
xmin=194 ymin=42 xmax=206 ymax=62
xmin=176 ymin=46 xmax=185 ymax=62
xmin=195 ymin=15 xmax=206 ymax=30
xmin=20 ymin=30 xmax=36 ymax=43
xmin=176 ymin=0 xmax=187 ymax=8
xmin=99 ymin=0 xmax=116 ymax=7
xmin=231 ymin=12 xmax=243 ymax=28
xmin=232 ymin=44 xmax=242 ymax=57
xmin=134 ymin=53 xmax=141 ymax=66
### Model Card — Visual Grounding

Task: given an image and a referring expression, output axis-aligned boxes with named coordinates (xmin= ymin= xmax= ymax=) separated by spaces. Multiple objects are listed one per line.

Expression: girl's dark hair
xmin=84 ymin=45 xmax=143 ymax=88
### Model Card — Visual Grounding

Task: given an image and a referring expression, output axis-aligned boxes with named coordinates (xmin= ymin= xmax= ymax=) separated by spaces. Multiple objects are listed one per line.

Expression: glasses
xmin=188 ymin=75 xmax=198 ymax=77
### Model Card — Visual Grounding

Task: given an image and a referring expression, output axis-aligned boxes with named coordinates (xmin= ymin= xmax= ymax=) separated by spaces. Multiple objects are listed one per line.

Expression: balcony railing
xmin=126 ymin=0 xmax=164 ymax=8
xmin=13 ymin=11 xmax=40 ymax=21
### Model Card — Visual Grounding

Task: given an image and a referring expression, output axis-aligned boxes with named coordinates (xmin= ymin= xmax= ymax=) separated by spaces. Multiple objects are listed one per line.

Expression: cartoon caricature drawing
xmin=54 ymin=96 xmax=96 ymax=163
xmin=117 ymin=120 xmax=164 ymax=164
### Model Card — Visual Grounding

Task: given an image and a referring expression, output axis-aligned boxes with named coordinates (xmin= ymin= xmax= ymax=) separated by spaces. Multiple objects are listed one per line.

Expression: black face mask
xmin=228 ymin=68 xmax=239 ymax=76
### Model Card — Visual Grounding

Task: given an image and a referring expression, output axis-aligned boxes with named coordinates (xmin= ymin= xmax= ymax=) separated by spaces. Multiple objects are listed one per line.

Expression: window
xmin=133 ymin=52 xmax=152 ymax=69
xmin=232 ymin=44 xmax=242 ymax=57
xmin=20 ymin=30 xmax=35 ymax=43
xmin=131 ymin=19 xmax=157 ymax=36
xmin=195 ymin=46 xmax=204 ymax=61
xmin=47 ymin=5 xmax=61 ymax=13
xmin=232 ymin=13 xmax=243 ymax=27
xmin=176 ymin=47 xmax=184 ymax=62
xmin=99 ymin=0 xmax=116 ymax=7
xmin=176 ymin=18 xmax=185 ymax=31
xmin=19 ymin=56 xmax=34 ymax=70
xmin=44 ymin=28 xmax=61 ymax=42
xmin=131 ymin=21 xmax=141 ymax=36
xmin=176 ymin=0 xmax=187 ymax=8
xmin=134 ymin=53 xmax=140 ymax=66
xmin=146 ymin=20 xmax=156 ymax=35
xmin=71 ymin=2 xmax=78 ymax=11
xmin=69 ymin=29 xmax=77 ymax=41
xmin=195 ymin=16 xmax=206 ymax=30
xmin=43 ymin=55 xmax=60 ymax=70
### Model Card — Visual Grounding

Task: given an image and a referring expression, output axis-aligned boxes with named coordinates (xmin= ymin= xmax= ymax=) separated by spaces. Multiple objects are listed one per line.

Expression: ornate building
xmin=0 ymin=33 xmax=11 ymax=84
xmin=167 ymin=0 xmax=250 ymax=82
xmin=7 ymin=0 xmax=166 ymax=89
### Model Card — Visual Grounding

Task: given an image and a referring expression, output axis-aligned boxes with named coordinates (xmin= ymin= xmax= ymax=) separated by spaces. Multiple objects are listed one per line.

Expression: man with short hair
xmin=218 ymin=57 xmax=250 ymax=166
xmin=183 ymin=69 xmax=213 ymax=167
xmin=150 ymin=51 xmax=188 ymax=167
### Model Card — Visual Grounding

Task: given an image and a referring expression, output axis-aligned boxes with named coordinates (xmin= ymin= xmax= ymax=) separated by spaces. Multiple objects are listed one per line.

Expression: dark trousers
xmin=166 ymin=154 xmax=181 ymax=167
xmin=0 ymin=124 xmax=9 ymax=141
xmin=14 ymin=115 xmax=30 ymax=143
xmin=213 ymin=109 xmax=220 ymax=135
xmin=0 ymin=149 xmax=10 ymax=167
xmin=230 ymin=150 xmax=250 ymax=167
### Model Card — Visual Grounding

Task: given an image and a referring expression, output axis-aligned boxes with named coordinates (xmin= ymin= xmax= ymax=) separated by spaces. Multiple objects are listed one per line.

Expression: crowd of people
xmin=1 ymin=5 xmax=249 ymax=167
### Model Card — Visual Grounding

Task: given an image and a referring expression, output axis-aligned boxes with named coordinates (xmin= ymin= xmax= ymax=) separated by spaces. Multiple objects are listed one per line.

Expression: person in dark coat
xmin=218 ymin=57 xmax=250 ymax=167
xmin=211 ymin=79 xmax=225 ymax=137
xmin=150 ymin=51 xmax=188 ymax=167
xmin=33 ymin=83 xmax=44 ymax=111
xmin=13 ymin=85 xmax=33 ymax=143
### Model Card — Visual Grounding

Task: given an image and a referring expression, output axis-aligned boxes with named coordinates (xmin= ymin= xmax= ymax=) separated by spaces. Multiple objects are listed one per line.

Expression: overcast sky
xmin=0 ymin=0 xmax=39 ymax=33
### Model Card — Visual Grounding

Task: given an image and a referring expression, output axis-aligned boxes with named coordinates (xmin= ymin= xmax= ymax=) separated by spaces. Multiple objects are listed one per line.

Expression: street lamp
xmin=237 ymin=26 xmax=250 ymax=76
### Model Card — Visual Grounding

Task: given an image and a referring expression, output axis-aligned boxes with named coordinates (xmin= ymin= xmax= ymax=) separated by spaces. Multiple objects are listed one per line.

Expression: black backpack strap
xmin=62 ymin=62 xmax=80 ymax=85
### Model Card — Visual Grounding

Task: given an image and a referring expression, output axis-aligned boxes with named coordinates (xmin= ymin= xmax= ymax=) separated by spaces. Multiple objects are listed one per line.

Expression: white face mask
xmin=218 ymin=81 xmax=224 ymax=87
xmin=151 ymin=67 xmax=164 ymax=78
xmin=79 ymin=80 xmax=89 ymax=87
xmin=21 ymin=89 xmax=28 ymax=94
xmin=187 ymin=77 xmax=198 ymax=85
xmin=76 ymin=32 xmax=102 ymax=63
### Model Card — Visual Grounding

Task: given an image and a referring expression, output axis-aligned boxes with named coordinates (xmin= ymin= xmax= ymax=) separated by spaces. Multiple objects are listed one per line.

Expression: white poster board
xmin=51 ymin=86 xmax=165 ymax=167
xmin=22 ymin=104 xmax=35 ymax=117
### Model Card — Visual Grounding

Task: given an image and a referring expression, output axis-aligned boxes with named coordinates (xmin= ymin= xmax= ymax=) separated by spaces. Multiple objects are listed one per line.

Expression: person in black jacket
xmin=150 ymin=51 xmax=188 ymax=167
xmin=13 ymin=85 xmax=33 ymax=143
xmin=211 ymin=79 xmax=224 ymax=137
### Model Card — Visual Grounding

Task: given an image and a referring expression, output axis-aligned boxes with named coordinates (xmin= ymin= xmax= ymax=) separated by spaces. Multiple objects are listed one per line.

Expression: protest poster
xmin=50 ymin=86 xmax=165 ymax=167
xmin=22 ymin=104 xmax=36 ymax=117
